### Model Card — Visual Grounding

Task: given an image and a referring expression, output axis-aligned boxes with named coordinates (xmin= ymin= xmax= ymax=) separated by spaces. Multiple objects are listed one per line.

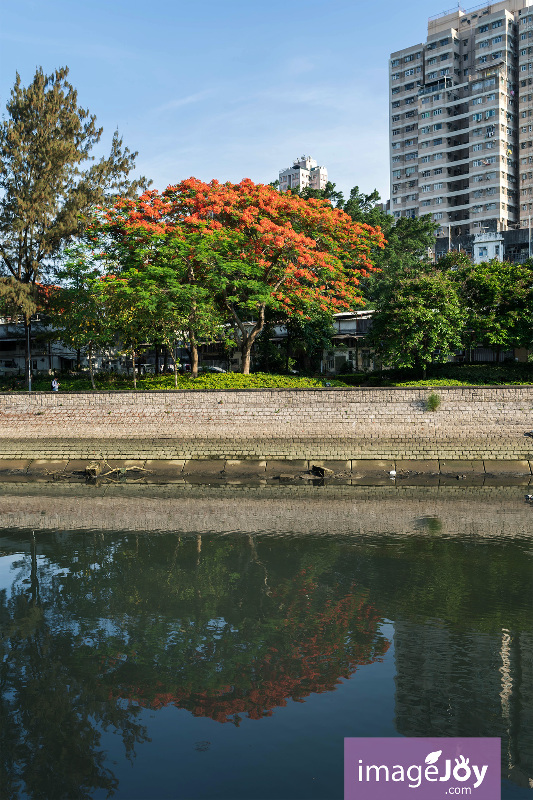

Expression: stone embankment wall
xmin=0 ymin=387 xmax=532 ymax=461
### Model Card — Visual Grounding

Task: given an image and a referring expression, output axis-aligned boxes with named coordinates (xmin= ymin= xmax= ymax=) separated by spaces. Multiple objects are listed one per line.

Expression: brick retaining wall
xmin=0 ymin=387 xmax=532 ymax=460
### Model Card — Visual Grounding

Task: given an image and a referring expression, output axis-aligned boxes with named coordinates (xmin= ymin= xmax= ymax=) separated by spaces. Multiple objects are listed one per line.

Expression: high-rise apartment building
xmin=279 ymin=156 xmax=328 ymax=192
xmin=389 ymin=0 xmax=533 ymax=239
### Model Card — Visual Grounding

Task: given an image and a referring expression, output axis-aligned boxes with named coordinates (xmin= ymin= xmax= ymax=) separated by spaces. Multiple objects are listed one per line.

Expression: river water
xmin=0 ymin=483 xmax=532 ymax=799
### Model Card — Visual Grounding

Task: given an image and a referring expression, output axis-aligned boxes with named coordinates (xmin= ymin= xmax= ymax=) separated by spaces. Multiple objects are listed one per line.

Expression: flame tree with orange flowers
xmin=97 ymin=178 xmax=385 ymax=374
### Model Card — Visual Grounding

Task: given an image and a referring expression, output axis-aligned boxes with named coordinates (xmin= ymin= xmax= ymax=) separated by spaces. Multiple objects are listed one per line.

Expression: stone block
xmin=224 ymin=460 xmax=267 ymax=477
xmin=182 ymin=459 xmax=226 ymax=477
xmin=264 ymin=460 xmax=308 ymax=475
xmin=0 ymin=459 xmax=32 ymax=473
xmin=307 ymin=460 xmax=351 ymax=474
xmin=439 ymin=459 xmax=485 ymax=474
xmin=395 ymin=459 xmax=440 ymax=474
xmin=27 ymin=459 xmax=70 ymax=476
xmin=143 ymin=460 xmax=186 ymax=481
xmin=351 ymin=460 xmax=396 ymax=475
xmin=483 ymin=460 xmax=532 ymax=475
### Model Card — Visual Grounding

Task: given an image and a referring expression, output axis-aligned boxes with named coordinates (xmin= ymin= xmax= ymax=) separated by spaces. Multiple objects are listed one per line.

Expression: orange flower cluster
xmin=106 ymin=572 xmax=389 ymax=726
xmin=97 ymin=177 xmax=385 ymax=315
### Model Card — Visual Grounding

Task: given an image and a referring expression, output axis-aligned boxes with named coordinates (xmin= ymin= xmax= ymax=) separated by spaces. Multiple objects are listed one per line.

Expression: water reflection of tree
xmin=0 ymin=530 xmax=390 ymax=778
xmin=105 ymin=566 xmax=389 ymax=725
xmin=0 ymin=532 xmax=149 ymax=800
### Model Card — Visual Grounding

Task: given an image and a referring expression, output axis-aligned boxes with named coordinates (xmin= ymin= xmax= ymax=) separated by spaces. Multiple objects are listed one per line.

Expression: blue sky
xmin=1 ymin=0 xmax=441 ymax=202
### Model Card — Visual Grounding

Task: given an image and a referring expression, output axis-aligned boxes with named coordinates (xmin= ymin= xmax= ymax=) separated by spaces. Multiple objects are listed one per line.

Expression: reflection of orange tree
xmin=108 ymin=570 xmax=389 ymax=725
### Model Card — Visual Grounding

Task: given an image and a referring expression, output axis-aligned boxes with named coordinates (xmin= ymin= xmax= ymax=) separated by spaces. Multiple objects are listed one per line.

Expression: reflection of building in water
xmin=393 ymin=620 xmax=533 ymax=790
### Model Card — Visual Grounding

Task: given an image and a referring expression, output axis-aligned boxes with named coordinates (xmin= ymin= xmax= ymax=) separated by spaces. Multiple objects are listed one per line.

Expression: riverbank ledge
xmin=0 ymin=386 xmax=532 ymax=461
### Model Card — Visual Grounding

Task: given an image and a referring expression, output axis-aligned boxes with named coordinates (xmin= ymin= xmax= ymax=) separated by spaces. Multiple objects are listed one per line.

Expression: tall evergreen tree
xmin=0 ymin=66 xmax=149 ymax=385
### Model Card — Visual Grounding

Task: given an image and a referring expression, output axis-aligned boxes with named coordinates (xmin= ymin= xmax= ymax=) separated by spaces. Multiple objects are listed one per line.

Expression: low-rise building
xmin=279 ymin=156 xmax=328 ymax=192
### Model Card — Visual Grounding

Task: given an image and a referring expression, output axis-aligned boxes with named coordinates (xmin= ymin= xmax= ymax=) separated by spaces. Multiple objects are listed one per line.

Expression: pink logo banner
xmin=344 ymin=737 xmax=501 ymax=800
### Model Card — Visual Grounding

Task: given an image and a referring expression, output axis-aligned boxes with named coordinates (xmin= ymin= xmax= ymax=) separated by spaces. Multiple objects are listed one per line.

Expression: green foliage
xmin=0 ymin=277 xmax=38 ymax=321
xmin=426 ymin=392 xmax=441 ymax=412
xmin=435 ymin=250 xmax=471 ymax=272
xmin=451 ymin=259 xmax=533 ymax=353
xmin=297 ymin=181 xmax=345 ymax=208
xmin=368 ymin=271 xmax=465 ymax=375
xmin=52 ymin=246 xmax=114 ymax=386
xmin=0 ymin=66 xmax=148 ymax=297
xmin=341 ymin=187 xmax=437 ymax=288
xmin=0 ymin=372 xmax=351 ymax=392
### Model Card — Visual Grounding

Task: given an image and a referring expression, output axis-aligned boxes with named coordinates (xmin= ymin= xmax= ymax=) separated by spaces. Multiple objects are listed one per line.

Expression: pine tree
xmin=0 ymin=66 xmax=149 ymax=385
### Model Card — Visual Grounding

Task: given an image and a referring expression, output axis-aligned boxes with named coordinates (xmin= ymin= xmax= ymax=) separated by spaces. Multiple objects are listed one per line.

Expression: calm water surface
xmin=0 ymin=487 xmax=532 ymax=799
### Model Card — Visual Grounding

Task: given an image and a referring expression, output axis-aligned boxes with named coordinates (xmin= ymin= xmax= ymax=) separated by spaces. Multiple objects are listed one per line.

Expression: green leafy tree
xmin=451 ymin=259 xmax=533 ymax=360
xmin=369 ymin=271 xmax=465 ymax=377
xmin=0 ymin=66 xmax=149 ymax=385
xmin=341 ymin=187 xmax=437 ymax=301
xmin=99 ymin=180 xmax=384 ymax=374
xmin=435 ymin=250 xmax=472 ymax=272
xmin=52 ymin=247 xmax=114 ymax=388
xmin=297 ymin=181 xmax=345 ymax=208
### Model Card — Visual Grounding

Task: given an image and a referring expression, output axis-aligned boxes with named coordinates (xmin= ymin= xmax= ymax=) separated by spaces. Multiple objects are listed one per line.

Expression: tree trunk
xmin=240 ymin=323 xmax=265 ymax=374
xmin=154 ymin=343 xmax=160 ymax=375
xmin=88 ymin=342 xmax=96 ymax=390
xmin=24 ymin=317 xmax=31 ymax=390
xmin=132 ymin=350 xmax=137 ymax=389
xmin=189 ymin=329 xmax=198 ymax=378
xmin=241 ymin=332 xmax=261 ymax=375
xmin=168 ymin=342 xmax=178 ymax=388
xmin=76 ymin=348 xmax=81 ymax=371
xmin=163 ymin=346 xmax=169 ymax=373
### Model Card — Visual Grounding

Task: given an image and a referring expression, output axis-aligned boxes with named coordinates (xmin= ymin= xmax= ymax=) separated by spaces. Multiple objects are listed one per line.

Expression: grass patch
xmin=2 ymin=363 xmax=533 ymax=391
xmin=0 ymin=372 xmax=351 ymax=392
xmin=426 ymin=392 xmax=441 ymax=412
